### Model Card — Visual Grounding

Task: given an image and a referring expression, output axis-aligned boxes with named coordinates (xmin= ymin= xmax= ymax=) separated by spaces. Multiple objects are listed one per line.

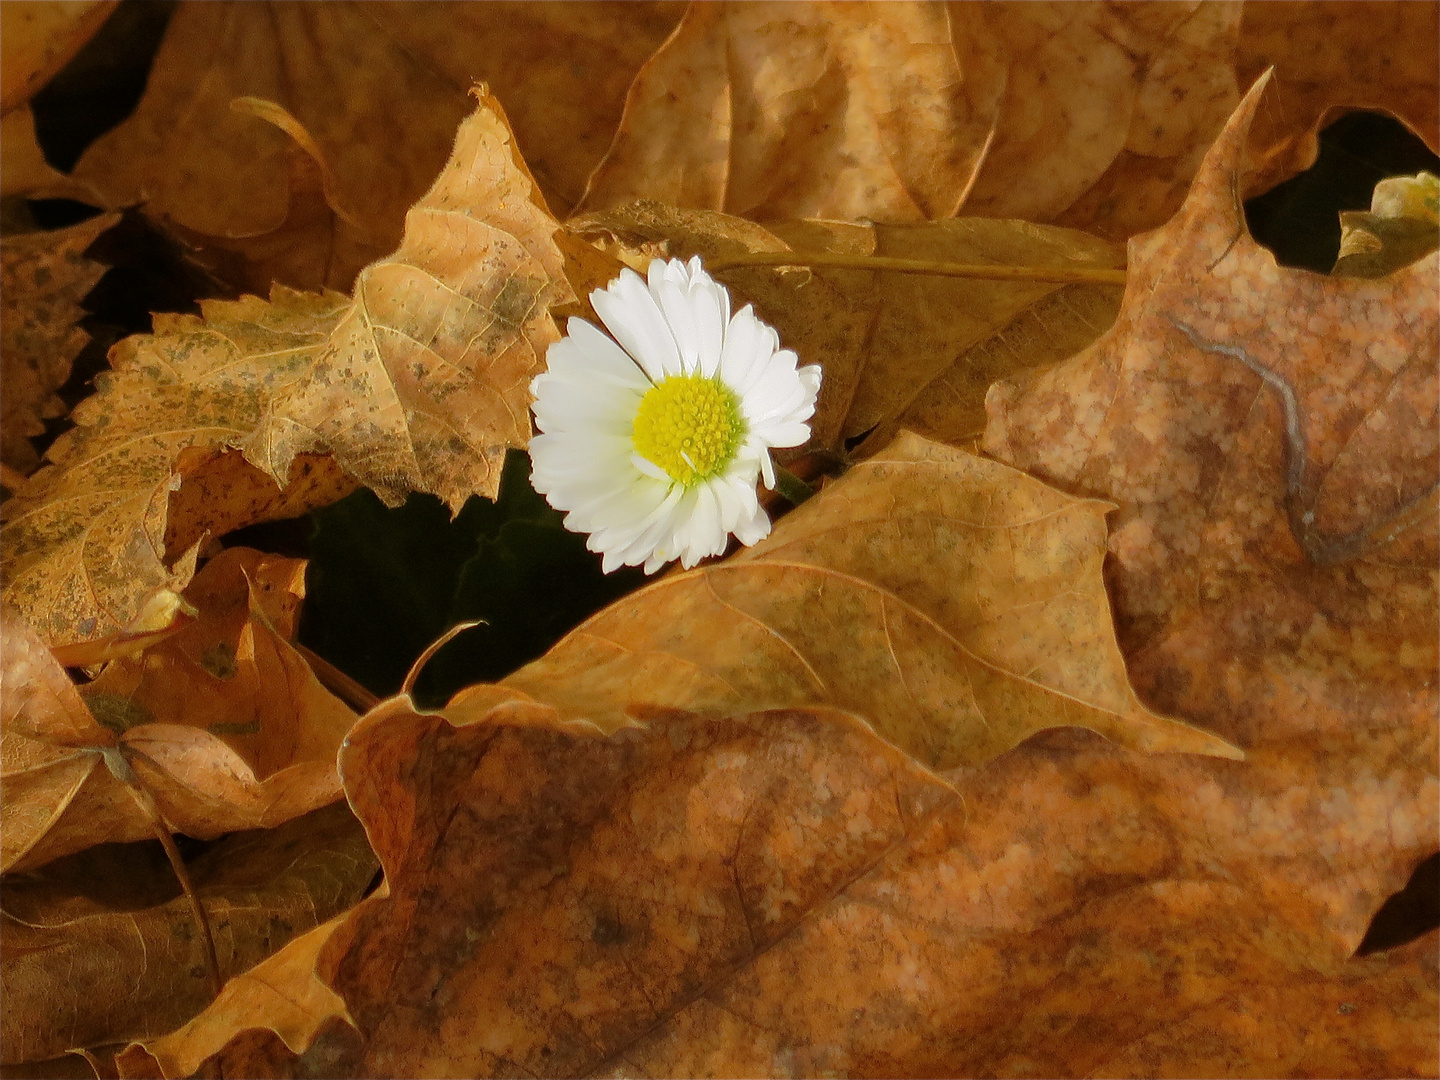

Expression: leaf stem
xmin=706 ymin=251 xmax=1128 ymax=286
xmin=103 ymin=748 xmax=223 ymax=999
xmin=772 ymin=466 xmax=816 ymax=506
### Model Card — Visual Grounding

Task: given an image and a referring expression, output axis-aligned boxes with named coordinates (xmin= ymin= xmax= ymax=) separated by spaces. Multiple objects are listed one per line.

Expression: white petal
xmin=591 ymin=268 xmax=681 ymax=382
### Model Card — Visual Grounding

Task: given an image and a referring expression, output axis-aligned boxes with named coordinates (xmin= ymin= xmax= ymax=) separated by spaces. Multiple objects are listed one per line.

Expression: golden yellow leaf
xmin=445 ymin=431 xmax=1237 ymax=769
xmin=0 ymin=0 xmax=116 ymax=113
xmin=0 ymin=286 xmax=352 ymax=644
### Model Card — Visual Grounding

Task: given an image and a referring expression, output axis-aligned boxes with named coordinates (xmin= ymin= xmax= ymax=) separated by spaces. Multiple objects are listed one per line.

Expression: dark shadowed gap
xmin=1355 ymin=851 xmax=1440 ymax=956
xmin=30 ymin=0 xmax=178 ymax=172
xmin=1244 ymin=111 xmax=1439 ymax=274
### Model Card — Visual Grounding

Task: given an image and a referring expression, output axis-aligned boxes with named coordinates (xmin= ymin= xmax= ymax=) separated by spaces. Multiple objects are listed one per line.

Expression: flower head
xmin=529 ymin=256 xmax=821 ymax=573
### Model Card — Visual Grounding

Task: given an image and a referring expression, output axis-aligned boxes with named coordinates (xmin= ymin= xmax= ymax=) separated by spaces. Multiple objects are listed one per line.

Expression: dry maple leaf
xmin=143 ymin=702 xmax=1435 ymax=1077
xmin=66 ymin=1 xmax=683 ymax=292
xmin=448 ymin=431 xmax=1237 ymax=769
xmin=1 ymin=801 xmax=377 ymax=1067
xmin=568 ymin=202 xmax=1126 ymax=452
xmin=0 ymin=548 xmax=355 ymax=873
xmin=0 ymin=286 xmax=354 ymax=645
xmin=983 ymin=71 xmax=1438 ymax=754
xmin=0 ymin=211 xmax=119 ymax=478
xmin=580 ymin=1 xmax=1438 ymax=243
xmin=246 ymin=90 xmax=574 ymax=511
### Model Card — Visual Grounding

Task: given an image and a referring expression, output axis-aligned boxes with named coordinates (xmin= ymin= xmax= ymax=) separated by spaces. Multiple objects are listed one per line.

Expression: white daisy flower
xmin=529 ymin=256 xmax=822 ymax=574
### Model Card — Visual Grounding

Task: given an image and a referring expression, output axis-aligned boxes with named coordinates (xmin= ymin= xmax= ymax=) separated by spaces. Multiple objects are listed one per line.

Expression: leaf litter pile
xmin=1 ymin=3 xmax=1437 ymax=1077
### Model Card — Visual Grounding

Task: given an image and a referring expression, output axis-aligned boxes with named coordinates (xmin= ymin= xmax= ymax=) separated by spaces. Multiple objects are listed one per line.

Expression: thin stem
xmin=103 ymin=748 xmax=222 ymax=998
xmin=706 ymin=251 xmax=1128 ymax=286
xmin=772 ymin=466 xmax=816 ymax=507
xmin=297 ymin=644 xmax=380 ymax=713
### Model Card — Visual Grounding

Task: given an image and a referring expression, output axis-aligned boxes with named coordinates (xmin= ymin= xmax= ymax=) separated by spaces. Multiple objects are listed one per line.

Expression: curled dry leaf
xmin=166 ymin=703 xmax=1434 ymax=1077
xmin=0 ymin=285 xmax=354 ymax=645
xmin=0 ymin=103 xmax=105 ymax=202
xmin=1334 ymin=171 xmax=1440 ymax=280
xmin=3 ymin=94 xmax=563 ymax=643
xmin=985 ymin=73 xmax=1437 ymax=939
xmin=568 ymin=202 xmax=1126 ymax=452
xmin=247 ymin=90 xmax=574 ymax=511
xmin=0 ymin=548 xmax=355 ymax=873
xmin=1 ymin=801 xmax=377 ymax=1067
xmin=67 ymin=0 xmax=683 ymax=291
xmin=453 ymin=431 xmax=1237 ymax=770
xmin=0 ymin=212 xmax=120 ymax=477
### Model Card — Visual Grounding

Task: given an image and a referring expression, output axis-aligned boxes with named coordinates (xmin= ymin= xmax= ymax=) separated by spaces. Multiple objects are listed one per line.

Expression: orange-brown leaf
xmin=175 ymin=703 xmax=1433 ymax=1077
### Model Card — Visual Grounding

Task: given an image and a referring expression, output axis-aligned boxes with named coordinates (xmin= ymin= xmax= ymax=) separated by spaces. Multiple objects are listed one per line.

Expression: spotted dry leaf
xmin=0 ymin=212 xmax=120 ymax=476
xmin=0 ymin=286 xmax=353 ymax=645
xmin=151 ymin=702 xmax=1434 ymax=1077
xmin=446 ymin=431 xmax=1238 ymax=770
xmin=246 ymin=90 xmax=574 ymax=511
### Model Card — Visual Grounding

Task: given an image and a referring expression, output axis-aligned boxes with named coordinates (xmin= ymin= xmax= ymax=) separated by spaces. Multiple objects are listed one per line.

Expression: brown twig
xmin=296 ymin=644 xmax=381 ymax=713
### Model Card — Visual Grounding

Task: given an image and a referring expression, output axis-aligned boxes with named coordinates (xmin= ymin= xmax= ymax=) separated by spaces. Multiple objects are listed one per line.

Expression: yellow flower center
xmin=631 ymin=374 xmax=744 ymax=486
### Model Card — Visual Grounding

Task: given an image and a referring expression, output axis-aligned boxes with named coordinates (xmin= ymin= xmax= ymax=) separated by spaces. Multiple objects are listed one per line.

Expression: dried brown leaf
xmin=112 ymin=913 xmax=356 ymax=1080
xmin=455 ymin=432 xmax=1237 ymax=769
xmin=0 ymin=212 xmax=120 ymax=476
xmin=67 ymin=1 xmax=682 ymax=292
xmin=176 ymin=702 xmax=1432 ymax=1077
xmin=246 ymin=91 xmax=574 ymax=510
xmin=1 ymin=802 xmax=376 ymax=1066
xmin=568 ymin=202 xmax=1125 ymax=452
xmin=1 ymin=549 xmax=355 ymax=873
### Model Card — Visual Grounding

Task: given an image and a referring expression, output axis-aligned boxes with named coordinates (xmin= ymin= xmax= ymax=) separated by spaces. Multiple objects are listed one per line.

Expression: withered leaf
xmin=0 ymin=212 xmax=120 ymax=477
xmin=568 ymin=202 xmax=1125 ymax=452
xmin=1 ymin=801 xmax=377 ymax=1067
xmin=1 ymin=549 xmax=355 ymax=873
xmin=67 ymin=1 xmax=682 ymax=292
xmin=1236 ymin=0 xmax=1440 ymax=196
xmin=172 ymin=703 xmax=1433 ymax=1077
xmin=453 ymin=432 xmax=1237 ymax=770
xmin=247 ymin=90 xmax=574 ymax=511
xmin=0 ymin=286 xmax=354 ymax=645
